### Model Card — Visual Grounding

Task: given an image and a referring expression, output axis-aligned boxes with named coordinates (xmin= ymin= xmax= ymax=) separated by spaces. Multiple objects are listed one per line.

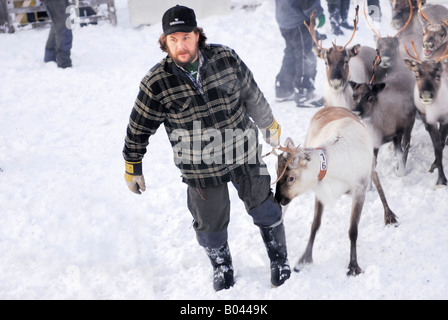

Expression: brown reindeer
xmin=350 ymin=72 xmax=416 ymax=178
xmin=418 ymin=2 xmax=448 ymax=62
xmin=305 ymin=6 xmax=378 ymax=109
xmin=391 ymin=0 xmax=448 ymax=57
xmin=363 ymin=1 xmax=416 ymax=81
xmin=351 ymin=4 xmax=418 ymax=177
xmin=404 ymin=42 xmax=448 ymax=186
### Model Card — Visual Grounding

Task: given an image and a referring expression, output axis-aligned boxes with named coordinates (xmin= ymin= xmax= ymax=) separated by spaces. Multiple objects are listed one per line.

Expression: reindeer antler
xmin=435 ymin=42 xmax=448 ymax=62
xmin=369 ymin=50 xmax=382 ymax=84
xmin=441 ymin=19 xmax=448 ymax=29
xmin=404 ymin=40 xmax=422 ymax=63
xmin=271 ymin=145 xmax=299 ymax=185
xmin=394 ymin=0 xmax=414 ymax=38
xmin=334 ymin=5 xmax=360 ymax=52
xmin=304 ymin=10 xmax=329 ymax=52
xmin=418 ymin=1 xmax=431 ymax=24
xmin=364 ymin=1 xmax=381 ymax=39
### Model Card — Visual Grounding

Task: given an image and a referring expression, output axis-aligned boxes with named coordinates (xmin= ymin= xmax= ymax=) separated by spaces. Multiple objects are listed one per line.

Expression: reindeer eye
xmin=288 ymin=176 xmax=295 ymax=182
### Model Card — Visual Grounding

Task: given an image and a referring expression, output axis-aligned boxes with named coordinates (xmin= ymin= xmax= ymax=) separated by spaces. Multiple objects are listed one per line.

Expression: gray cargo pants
xmin=187 ymin=164 xmax=283 ymax=249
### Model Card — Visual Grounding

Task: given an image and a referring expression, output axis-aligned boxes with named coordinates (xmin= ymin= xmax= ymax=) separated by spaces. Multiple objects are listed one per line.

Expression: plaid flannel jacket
xmin=123 ymin=44 xmax=274 ymax=188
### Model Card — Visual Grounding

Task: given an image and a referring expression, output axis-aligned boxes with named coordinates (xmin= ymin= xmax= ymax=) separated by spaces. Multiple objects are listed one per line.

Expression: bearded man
xmin=123 ymin=5 xmax=290 ymax=291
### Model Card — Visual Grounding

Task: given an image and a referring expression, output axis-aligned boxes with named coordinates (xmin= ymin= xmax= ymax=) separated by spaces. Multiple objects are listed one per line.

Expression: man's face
xmin=166 ymin=31 xmax=200 ymax=67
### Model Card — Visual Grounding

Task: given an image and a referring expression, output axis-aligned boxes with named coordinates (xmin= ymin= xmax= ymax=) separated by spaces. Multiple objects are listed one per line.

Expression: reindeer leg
xmin=393 ymin=134 xmax=406 ymax=177
xmin=347 ymin=186 xmax=366 ymax=277
xmin=371 ymin=165 xmax=398 ymax=225
xmin=440 ymin=123 xmax=448 ymax=147
xmin=401 ymin=116 xmax=415 ymax=173
xmin=425 ymin=123 xmax=447 ymax=186
xmin=295 ymin=197 xmax=324 ymax=272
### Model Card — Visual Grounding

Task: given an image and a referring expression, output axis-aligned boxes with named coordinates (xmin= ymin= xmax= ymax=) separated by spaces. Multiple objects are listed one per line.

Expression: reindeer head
xmin=350 ymin=81 xmax=386 ymax=116
xmin=365 ymin=0 xmax=412 ymax=64
xmin=391 ymin=0 xmax=419 ymax=30
xmin=417 ymin=1 xmax=448 ymax=59
xmin=405 ymin=59 xmax=444 ymax=104
xmin=375 ymin=36 xmax=400 ymax=70
xmin=274 ymin=138 xmax=313 ymax=206
xmin=404 ymin=40 xmax=448 ymax=104
xmin=306 ymin=6 xmax=361 ymax=91
xmin=314 ymin=44 xmax=362 ymax=90
xmin=422 ymin=23 xmax=448 ymax=59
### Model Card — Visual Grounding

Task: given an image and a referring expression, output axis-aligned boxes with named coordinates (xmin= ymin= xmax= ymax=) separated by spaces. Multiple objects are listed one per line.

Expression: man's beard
xmin=169 ymin=49 xmax=199 ymax=68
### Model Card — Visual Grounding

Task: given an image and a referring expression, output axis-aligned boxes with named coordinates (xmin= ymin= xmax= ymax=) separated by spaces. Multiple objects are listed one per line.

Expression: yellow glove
xmin=262 ymin=118 xmax=282 ymax=147
xmin=124 ymin=161 xmax=146 ymax=194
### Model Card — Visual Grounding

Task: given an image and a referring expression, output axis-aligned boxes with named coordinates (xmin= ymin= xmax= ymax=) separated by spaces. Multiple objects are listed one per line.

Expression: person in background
xmin=326 ymin=0 xmax=354 ymax=35
xmin=123 ymin=5 xmax=291 ymax=291
xmin=275 ymin=0 xmax=325 ymax=108
xmin=43 ymin=0 xmax=73 ymax=68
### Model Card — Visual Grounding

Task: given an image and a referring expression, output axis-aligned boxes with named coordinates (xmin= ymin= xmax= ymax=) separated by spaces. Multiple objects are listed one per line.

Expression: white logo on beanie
xmin=170 ymin=18 xmax=185 ymax=26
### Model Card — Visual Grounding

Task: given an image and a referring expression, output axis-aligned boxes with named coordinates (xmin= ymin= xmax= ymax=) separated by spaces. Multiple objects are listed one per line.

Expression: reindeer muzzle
xmin=330 ymin=79 xmax=344 ymax=90
xmin=379 ymin=56 xmax=391 ymax=68
xmin=420 ymin=91 xmax=434 ymax=104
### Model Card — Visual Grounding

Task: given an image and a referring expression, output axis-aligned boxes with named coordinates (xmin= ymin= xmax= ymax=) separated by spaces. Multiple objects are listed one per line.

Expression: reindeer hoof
xmin=395 ymin=166 xmax=406 ymax=177
xmin=429 ymin=162 xmax=437 ymax=173
xmin=347 ymin=262 xmax=363 ymax=276
xmin=295 ymin=256 xmax=313 ymax=272
xmin=385 ymin=210 xmax=399 ymax=226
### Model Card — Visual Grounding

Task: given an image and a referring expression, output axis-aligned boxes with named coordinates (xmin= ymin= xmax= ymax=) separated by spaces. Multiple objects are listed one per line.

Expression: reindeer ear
xmin=349 ymin=81 xmax=360 ymax=90
xmin=313 ymin=46 xmax=327 ymax=59
xmin=348 ymin=44 xmax=361 ymax=57
xmin=290 ymin=149 xmax=311 ymax=169
xmin=404 ymin=59 xmax=419 ymax=71
xmin=372 ymin=83 xmax=386 ymax=94
xmin=285 ymin=137 xmax=295 ymax=149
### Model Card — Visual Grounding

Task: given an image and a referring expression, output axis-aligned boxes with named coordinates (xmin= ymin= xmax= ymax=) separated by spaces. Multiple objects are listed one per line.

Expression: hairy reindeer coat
xmin=275 ymin=107 xmax=381 ymax=276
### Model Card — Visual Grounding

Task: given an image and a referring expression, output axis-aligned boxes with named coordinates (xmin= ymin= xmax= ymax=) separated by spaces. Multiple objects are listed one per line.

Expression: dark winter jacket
xmin=123 ymin=44 xmax=274 ymax=188
xmin=275 ymin=0 xmax=323 ymax=29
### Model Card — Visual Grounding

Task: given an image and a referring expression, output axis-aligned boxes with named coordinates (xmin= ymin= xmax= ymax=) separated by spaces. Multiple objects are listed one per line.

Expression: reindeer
xmin=422 ymin=21 xmax=448 ymax=61
xmin=349 ymin=69 xmax=417 ymax=177
xmin=391 ymin=0 xmax=448 ymax=57
xmin=348 ymin=3 xmax=417 ymax=177
xmin=404 ymin=42 xmax=448 ymax=186
xmin=363 ymin=2 xmax=416 ymax=81
xmin=418 ymin=2 xmax=448 ymax=63
xmin=275 ymin=107 xmax=398 ymax=276
xmin=305 ymin=6 xmax=378 ymax=109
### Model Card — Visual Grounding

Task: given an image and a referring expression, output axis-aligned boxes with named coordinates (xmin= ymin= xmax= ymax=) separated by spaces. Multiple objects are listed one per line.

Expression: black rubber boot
xmin=204 ymin=242 xmax=235 ymax=291
xmin=259 ymin=222 xmax=291 ymax=287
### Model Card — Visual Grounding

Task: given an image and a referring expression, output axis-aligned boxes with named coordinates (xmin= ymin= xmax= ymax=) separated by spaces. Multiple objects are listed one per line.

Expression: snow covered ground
xmin=0 ymin=0 xmax=447 ymax=300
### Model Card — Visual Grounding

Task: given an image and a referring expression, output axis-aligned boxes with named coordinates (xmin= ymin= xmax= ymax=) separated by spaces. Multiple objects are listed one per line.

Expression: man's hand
xmin=262 ymin=118 xmax=282 ymax=147
xmin=124 ymin=161 xmax=146 ymax=194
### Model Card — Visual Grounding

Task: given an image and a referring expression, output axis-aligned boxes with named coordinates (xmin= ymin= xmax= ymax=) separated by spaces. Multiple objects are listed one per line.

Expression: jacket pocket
xmin=216 ymin=74 xmax=240 ymax=113
xmin=166 ymin=96 xmax=196 ymax=123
